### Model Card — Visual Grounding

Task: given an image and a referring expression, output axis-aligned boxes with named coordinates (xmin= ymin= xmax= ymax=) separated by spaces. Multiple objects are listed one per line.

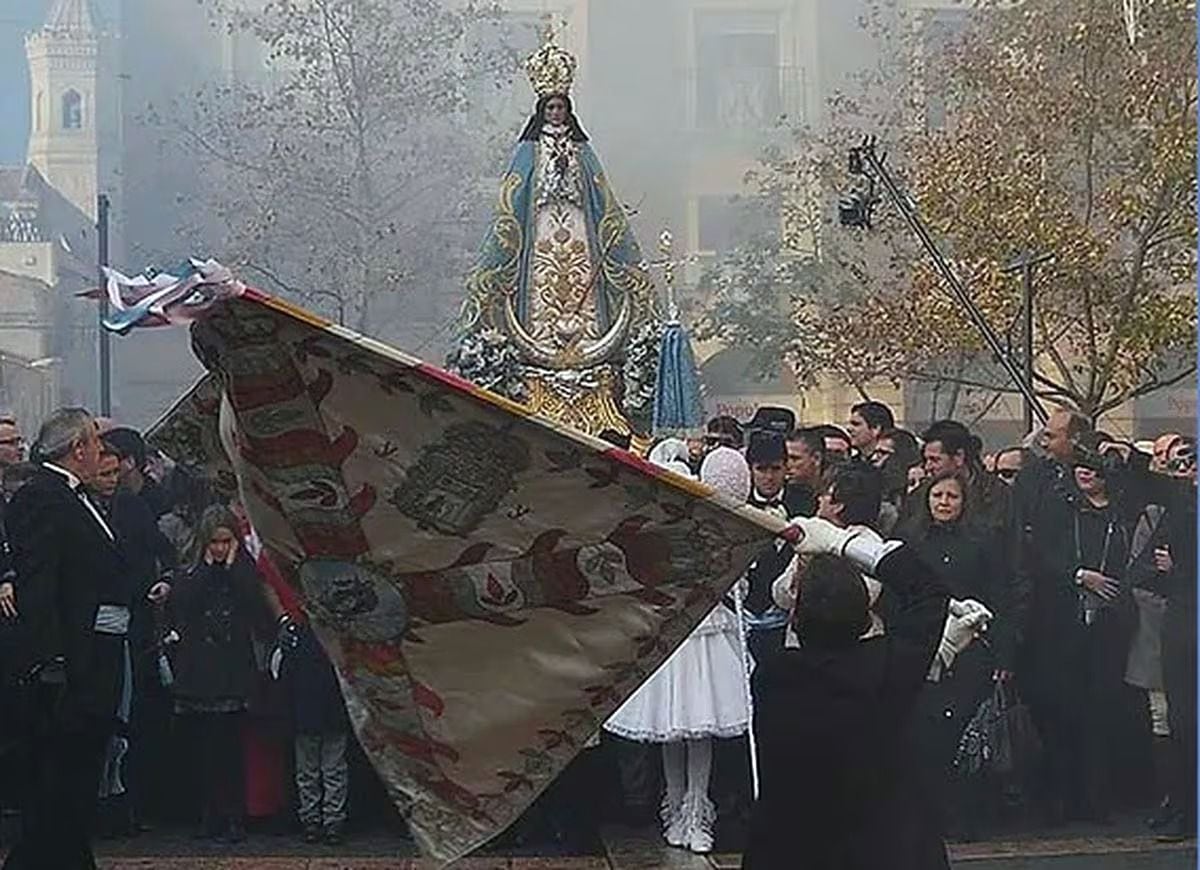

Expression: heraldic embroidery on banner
xmin=147 ymin=290 xmax=783 ymax=864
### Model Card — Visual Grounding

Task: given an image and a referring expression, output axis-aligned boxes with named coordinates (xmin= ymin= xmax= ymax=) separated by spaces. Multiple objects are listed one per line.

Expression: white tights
xmin=662 ymin=737 xmax=713 ymax=811
xmin=660 ymin=737 xmax=716 ymax=851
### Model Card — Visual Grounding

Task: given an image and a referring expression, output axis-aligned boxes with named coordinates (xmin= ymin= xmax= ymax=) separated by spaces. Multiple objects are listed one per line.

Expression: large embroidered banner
xmin=147 ymin=372 xmax=236 ymax=495
xmin=149 ymin=289 xmax=784 ymax=863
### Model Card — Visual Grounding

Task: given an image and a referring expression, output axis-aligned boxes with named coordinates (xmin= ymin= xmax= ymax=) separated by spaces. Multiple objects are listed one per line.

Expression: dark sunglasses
xmin=1168 ymin=456 xmax=1196 ymax=473
xmin=994 ymin=468 xmax=1019 ymax=481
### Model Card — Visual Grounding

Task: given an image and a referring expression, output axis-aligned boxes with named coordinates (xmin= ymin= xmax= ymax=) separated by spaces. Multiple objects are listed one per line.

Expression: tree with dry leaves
xmin=153 ymin=0 xmax=516 ymax=345
xmin=700 ymin=0 xmax=1196 ymax=423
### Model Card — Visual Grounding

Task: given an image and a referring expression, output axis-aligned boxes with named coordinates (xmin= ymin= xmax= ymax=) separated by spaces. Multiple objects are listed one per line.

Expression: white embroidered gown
xmin=604 ymin=597 xmax=750 ymax=742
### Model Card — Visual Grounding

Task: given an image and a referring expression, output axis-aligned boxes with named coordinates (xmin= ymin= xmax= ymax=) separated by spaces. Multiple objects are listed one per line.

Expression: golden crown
xmin=525 ymin=33 xmax=576 ymax=99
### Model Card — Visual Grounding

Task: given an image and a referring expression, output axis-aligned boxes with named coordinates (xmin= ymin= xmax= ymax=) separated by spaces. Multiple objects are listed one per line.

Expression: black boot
xmin=191 ymin=809 xmax=221 ymax=840
xmin=224 ymin=816 xmax=246 ymax=844
xmin=1148 ymin=735 xmax=1175 ymax=830
xmin=1156 ymin=814 xmax=1195 ymax=843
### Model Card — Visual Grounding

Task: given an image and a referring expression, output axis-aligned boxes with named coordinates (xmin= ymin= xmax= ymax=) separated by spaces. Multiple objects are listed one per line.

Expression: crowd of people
xmin=0 ymin=408 xmax=358 ymax=869
xmin=592 ymin=402 xmax=1196 ymax=864
xmin=0 ymin=399 xmax=1194 ymax=869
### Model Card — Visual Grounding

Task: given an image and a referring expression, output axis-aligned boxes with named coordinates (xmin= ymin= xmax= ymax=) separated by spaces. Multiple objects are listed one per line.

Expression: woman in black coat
xmin=897 ymin=470 xmax=1007 ymax=840
xmin=170 ymin=504 xmax=264 ymax=843
xmin=1021 ymin=449 xmax=1138 ymax=823
xmin=900 ymin=470 xmax=1011 ymax=670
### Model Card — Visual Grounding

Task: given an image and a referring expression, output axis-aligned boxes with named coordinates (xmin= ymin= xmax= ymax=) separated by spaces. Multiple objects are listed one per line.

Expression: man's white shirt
xmin=42 ymin=462 xmax=115 ymax=542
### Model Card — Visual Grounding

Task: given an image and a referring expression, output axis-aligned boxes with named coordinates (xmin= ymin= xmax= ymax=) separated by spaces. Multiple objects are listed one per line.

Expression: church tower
xmin=25 ymin=0 xmax=120 ymax=223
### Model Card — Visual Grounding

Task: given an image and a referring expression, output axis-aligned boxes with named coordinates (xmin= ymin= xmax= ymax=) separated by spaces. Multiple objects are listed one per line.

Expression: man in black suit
xmin=783 ymin=427 xmax=824 ymax=518
xmin=2 ymin=408 xmax=142 ymax=870
xmin=743 ymin=431 xmax=802 ymax=662
xmin=743 ymin=517 xmax=950 ymax=870
xmin=93 ymin=434 xmax=176 ymax=835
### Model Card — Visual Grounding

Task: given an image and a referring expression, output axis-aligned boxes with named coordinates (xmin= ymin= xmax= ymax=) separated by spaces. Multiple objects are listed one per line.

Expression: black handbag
xmin=953 ymin=683 xmax=1003 ymax=777
xmin=991 ymin=681 xmax=1042 ymax=777
xmin=953 ymin=681 xmax=1042 ymax=778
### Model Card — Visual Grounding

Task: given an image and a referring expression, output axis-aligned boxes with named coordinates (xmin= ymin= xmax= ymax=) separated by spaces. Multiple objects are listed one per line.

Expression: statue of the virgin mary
xmin=451 ymin=33 xmax=660 ymax=439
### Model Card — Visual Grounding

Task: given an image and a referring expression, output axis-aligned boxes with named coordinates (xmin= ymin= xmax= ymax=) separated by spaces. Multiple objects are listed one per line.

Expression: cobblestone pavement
xmin=61 ymin=828 xmax=1194 ymax=869
xmin=82 ymin=845 xmax=1195 ymax=869
xmin=3 ymin=815 xmax=1194 ymax=868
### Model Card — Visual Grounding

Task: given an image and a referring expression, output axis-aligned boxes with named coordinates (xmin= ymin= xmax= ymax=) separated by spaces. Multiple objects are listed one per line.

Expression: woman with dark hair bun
xmin=1023 ymin=445 xmax=1144 ymax=824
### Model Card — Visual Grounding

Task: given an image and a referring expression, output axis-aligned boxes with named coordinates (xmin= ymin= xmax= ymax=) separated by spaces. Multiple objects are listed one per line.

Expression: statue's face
xmin=544 ymin=96 xmax=569 ymax=126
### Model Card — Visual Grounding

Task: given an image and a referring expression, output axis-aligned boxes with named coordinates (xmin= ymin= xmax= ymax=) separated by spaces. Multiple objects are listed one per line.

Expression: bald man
xmin=1152 ymin=433 xmax=1184 ymax=473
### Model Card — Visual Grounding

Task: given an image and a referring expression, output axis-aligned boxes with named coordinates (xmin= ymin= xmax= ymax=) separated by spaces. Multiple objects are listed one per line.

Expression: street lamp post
xmin=1003 ymin=251 xmax=1055 ymax=434
xmin=97 ymin=193 xmax=112 ymax=416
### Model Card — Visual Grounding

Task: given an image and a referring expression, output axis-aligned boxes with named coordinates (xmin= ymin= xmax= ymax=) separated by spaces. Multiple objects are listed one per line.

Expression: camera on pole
xmin=838 ymin=144 xmax=879 ymax=229
xmin=836 ymin=135 xmax=1049 ymax=425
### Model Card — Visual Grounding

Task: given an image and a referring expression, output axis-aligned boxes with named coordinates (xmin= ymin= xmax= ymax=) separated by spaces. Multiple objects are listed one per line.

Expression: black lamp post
xmin=97 ymin=193 xmax=112 ymax=416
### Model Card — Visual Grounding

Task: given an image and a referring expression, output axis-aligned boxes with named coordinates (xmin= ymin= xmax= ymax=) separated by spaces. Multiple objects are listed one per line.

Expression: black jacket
xmin=745 ymin=490 xmax=800 ymax=618
xmin=283 ymin=623 xmax=348 ymax=735
xmin=907 ymin=521 xmax=1013 ymax=671
xmin=1014 ymin=458 xmax=1092 ymax=637
xmin=743 ymin=494 xmax=801 ymax=665
xmin=1122 ymin=463 xmax=1196 ymax=612
xmin=170 ymin=554 xmax=263 ymax=706
xmin=104 ymin=489 xmax=177 ymax=689
xmin=742 ymin=546 xmax=949 ymax=870
xmin=6 ymin=466 xmax=129 ymax=721
xmin=0 ymin=498 xmax=12 ymax=587
xmin=903 ymin=471 xmax=1027 ymax=652
xmin=0 ymin=498 xmax=17 ymax=685
xmin=104 ymin=490 xmax=176 ymax=596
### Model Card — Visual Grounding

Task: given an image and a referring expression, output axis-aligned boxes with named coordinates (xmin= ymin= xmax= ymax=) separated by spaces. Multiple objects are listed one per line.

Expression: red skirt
xmin=242 ymin=714 xmax=287 ymax=817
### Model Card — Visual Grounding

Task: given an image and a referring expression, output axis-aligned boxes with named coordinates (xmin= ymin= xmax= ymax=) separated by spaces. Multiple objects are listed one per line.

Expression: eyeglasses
xmin=704 ymin=435 xmax=738 ymax=448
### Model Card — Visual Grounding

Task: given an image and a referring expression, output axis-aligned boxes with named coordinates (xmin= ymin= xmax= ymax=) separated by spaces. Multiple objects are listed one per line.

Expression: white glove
xmin=785 ymin=517 xmax=859 ymax=557
xmin=784 ymin=517 xmax=901 ymax=575
xmin=772 ymin=556 xmax=800 ymax=611
xmin=935 ymin=598 xmax=993 ymax=673
xmin=948 ymin=598 xmax=992 ymax=621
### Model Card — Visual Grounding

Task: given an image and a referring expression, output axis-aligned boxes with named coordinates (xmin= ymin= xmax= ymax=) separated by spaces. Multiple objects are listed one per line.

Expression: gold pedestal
xmin=521 ymin=364 xmax=631 ymax=441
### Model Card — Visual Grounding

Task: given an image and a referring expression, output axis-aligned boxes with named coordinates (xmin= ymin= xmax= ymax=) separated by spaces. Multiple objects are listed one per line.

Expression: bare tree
xmin=152 ymin=0 xmax=517 ymax=345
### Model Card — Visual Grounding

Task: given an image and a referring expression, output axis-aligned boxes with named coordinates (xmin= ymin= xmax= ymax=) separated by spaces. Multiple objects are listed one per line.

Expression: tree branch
xmin=1095 ymin=363 xmax=1198 ymax=416
xmin=1035 ymin=299 xmax=1082 ymax=398
xmin=899 ymin=367 xmax=1073 ymax=402
xmin=1094 ymin=180 xmax=1177 ymax=407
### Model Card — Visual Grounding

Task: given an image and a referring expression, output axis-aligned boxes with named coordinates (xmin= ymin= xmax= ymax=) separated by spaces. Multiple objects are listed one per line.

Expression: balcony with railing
xmin=0 ymin=207 xmax=44 ymax=243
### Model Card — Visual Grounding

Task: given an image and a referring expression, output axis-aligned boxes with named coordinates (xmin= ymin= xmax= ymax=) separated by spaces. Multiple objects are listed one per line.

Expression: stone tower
xmin=25 ymin=0 xmax=120 ymax=223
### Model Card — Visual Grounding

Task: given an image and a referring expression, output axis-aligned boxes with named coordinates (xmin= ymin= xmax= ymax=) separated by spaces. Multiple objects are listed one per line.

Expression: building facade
xmin=508 ymin=0 xmax=1194 ymax=444
xmin=2 ymin=0 xmax=1187 ymax=439
xmin=0 ymin=0 xmax=207 ymax=429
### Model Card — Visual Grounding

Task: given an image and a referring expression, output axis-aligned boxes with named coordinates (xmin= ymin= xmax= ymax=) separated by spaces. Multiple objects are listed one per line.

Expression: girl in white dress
xmin=605 ymin=443 xmax=752 ymax=853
